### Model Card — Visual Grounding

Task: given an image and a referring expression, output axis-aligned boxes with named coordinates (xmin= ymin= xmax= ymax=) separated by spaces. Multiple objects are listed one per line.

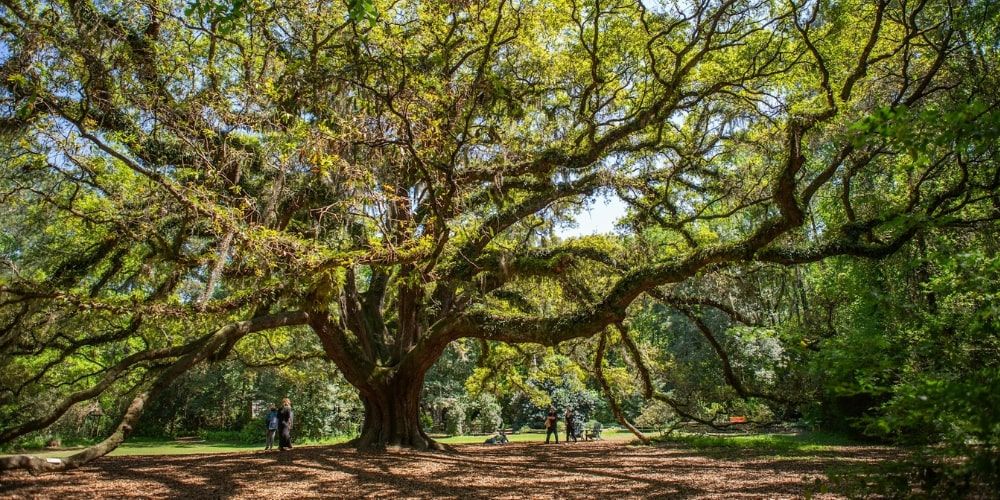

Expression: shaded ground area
xmin=1 ymin=440 xmax=901 ymax=499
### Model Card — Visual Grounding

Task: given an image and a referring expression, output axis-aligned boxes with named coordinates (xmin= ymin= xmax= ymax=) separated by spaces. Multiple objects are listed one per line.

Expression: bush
xmin=466 ymin=394 xmax=503 ymax=433
xmin=420 ymin=411 xmax=434 ymax=431
xmin=863 ymin=366 xmax=1000 ymax=493
xmin=635 ymin=401 xmax=676 ymax=432
xmin=439 ymin=399 xmax=466 ymax=436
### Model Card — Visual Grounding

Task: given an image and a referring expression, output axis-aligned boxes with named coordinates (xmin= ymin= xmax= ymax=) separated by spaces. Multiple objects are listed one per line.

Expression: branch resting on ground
xmin=0 ymin=311 xmax=308 ymax=475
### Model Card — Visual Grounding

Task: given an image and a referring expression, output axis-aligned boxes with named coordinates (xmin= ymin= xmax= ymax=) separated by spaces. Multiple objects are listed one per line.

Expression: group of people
xmin=544 ymin=406 xmax=581 ymax=444
xmin=262 ymin=401 xmax=583 ymax=448
xmin=263 ymin=398 xmax=294 ymax=451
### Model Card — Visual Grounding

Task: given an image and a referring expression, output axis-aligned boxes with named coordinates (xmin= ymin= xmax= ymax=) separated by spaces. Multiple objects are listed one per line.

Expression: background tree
xmin=1 ymin=0 xmax=997 ymax=473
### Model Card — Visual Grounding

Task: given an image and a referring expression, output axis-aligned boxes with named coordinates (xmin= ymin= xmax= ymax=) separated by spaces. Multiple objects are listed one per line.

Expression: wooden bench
xmin=727 ymin=416 xmax=750 ymax=432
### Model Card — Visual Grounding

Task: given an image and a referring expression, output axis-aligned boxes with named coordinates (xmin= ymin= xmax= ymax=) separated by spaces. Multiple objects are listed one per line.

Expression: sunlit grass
xmin=436 ymin=428 xmax=638 ymax=444
xmin=17 ymin=429 xmax=836 ymax=460
xmin=17 ymin=429 xmax=852 ymax=459
xmin=4 ymin=436 xmax=352 ymax=458
xmin=653 ymin=431 xmax=858 ymax=454
xmin=3 ymin=429 xmax=648 ymax=458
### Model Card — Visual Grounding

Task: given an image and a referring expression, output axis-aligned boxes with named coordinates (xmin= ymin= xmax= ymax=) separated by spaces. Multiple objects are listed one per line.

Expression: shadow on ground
xmin=0 ymin=440 xmax=902 ymax=499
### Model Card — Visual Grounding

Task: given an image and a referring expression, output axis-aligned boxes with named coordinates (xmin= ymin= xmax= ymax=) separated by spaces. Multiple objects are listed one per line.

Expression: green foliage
xmin=876 ymin=368 xmax=1000 ymax=448
xmin=441 ymin=400 xmax=465 ymax=436
xmin=466 ymin=394 xmax=503 ymax=434
xmin=347 ymin=0 xmax=377 ymax=25
xmin=798 ymin=231 xmax=1000 ymax=489
xmin=136 ymin=359 xmax=361 ymax=440
xmin=184 ymin=0 xmax=251 ymax=34
xmin=851 ymin=101 xmax=1000 ymax=165
xmin=634 ymin=401 xmax=677 ymax=432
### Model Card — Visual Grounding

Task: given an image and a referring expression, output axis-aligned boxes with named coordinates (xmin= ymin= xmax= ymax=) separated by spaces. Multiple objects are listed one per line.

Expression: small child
xmin=264 ymin=406 xmax=279 ymax=450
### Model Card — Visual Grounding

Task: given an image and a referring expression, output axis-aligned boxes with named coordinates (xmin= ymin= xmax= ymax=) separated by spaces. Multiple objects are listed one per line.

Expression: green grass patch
xmin=2 ymin=429 xmax=645 ymax=458
xmin=653 ymin=431 xmax=857 ymax=454
xmin=3 ymin=435 xmax=352 ymax=458
xmin=436 ymin=428 xmax=637 ymax=445
xmin=435 ymin=433 xmax=542 ymax=445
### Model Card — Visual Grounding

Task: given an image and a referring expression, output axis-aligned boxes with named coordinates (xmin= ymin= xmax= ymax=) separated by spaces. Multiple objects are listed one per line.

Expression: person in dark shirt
xmin=278 ymin=398 xmax=294 ymax=451
xmin=264 ymin=406 xmax=279 ymax=450
xmin=544 ymin=407 xmax=559 ymax=444
xmin=564 ymin=408 xmax=578 ymax=443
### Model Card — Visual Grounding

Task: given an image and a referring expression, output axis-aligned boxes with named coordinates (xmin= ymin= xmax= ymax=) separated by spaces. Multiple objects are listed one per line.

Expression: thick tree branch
xmin=594 ymin=330 xmax=649 ymax=443
xmin=0 ymin=311 xmax=308 ymax=473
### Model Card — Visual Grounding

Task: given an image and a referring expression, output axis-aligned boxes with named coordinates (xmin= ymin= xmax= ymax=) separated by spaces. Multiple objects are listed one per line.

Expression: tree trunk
xmin=352 ymin=373 xmax=443 ymax=451
xmin=308 ymin=303 xmax=451 ymax=451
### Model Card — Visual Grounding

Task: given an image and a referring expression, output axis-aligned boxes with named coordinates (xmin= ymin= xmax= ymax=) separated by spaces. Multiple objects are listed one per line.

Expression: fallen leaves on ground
xmin=0 ymin=440 xmax=902 ymax=499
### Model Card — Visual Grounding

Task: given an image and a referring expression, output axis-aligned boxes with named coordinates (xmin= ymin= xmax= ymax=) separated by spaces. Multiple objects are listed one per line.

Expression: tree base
xmin=347 ymin=435 xmax=453 ymax=453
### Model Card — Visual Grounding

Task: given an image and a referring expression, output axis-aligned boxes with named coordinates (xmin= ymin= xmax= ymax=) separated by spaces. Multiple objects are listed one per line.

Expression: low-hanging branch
xmin=676 ymin=306 xmax=791 ymax=404
xmin=0 ymin=311 xmax=308 ymax=473
xmin=614 ymin=322 xmax=741 ymax=430
xmin=593 ymin=330 xmax=649 ymax=444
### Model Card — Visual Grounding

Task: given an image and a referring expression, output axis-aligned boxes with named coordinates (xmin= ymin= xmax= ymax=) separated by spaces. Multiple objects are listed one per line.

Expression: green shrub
xmin=443 ymin=402 xmax=465 ymax=436
xmin=466 ymin=394 xmax=503 ymax=433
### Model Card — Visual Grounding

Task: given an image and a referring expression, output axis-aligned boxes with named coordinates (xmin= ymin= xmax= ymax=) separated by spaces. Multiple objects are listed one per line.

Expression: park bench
xmin=727 ymin=416 xmax=750 ymax=433
xmin=584 ymin=425 xmax=602 ymax=441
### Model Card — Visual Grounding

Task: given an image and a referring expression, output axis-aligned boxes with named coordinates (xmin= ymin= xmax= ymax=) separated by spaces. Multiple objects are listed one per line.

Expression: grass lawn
xmin=3 ymin=436 xmax=352 ymax=458
xmin=653 ymin=431 xmax=860 ymax=454
xmin=435 ymin=427 xmax=640 ymax=445
xmin=3 ymin=428 xmax=645 ymax=458
xmin=4 ymin=430 xmax=857 ymax=459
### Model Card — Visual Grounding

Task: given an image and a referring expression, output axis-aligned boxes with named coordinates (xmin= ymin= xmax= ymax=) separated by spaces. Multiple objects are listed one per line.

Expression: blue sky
xmin=557 ymin=194 xmax=629 ymax=238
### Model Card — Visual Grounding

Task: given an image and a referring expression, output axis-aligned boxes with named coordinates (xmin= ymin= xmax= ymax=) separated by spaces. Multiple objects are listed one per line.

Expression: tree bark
xmin=309 ymin=304 xmax=453 ymax=452
xmin=352 ymin=373 xmax=443 ymax=451
xmin=0 ymin=393 xmax=148 ymax=474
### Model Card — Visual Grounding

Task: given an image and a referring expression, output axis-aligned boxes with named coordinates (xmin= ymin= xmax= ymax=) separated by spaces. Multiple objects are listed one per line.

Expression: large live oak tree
xmin=1 ymin=0 xmax=997 ymax=472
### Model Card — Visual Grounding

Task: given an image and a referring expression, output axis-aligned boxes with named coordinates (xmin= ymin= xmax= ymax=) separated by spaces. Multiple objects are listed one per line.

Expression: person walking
xmin=544 ymin=407 xmax=559 ymax=444
xmin=565 ymin=408 xmax=578 ymax=443
xmin=264 ymin=405 xmax=279 ymax=450
xmin=278 ymin=398 xmax=294 ymax=451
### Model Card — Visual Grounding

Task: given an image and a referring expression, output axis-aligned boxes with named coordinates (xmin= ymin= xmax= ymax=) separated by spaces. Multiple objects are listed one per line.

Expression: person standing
xmin=565 ymin=408 xmax=577 ymax=443
xmin=544 ymin=407 xmax=559 ymax=444
xmin=264 ymin=406 xmax=279 ymax=450
xmin=278 ymin=398 xmax=294 ymax=451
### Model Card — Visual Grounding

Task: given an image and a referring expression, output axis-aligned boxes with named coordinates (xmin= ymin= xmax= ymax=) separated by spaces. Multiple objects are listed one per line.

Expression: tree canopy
xmin=1 ymin=0 xmax=997 ymax=473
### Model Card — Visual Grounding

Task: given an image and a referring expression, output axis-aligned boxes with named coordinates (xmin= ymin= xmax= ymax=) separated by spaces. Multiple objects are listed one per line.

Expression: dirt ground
xmin=1 ymin=440 xmax=901 ymax=499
